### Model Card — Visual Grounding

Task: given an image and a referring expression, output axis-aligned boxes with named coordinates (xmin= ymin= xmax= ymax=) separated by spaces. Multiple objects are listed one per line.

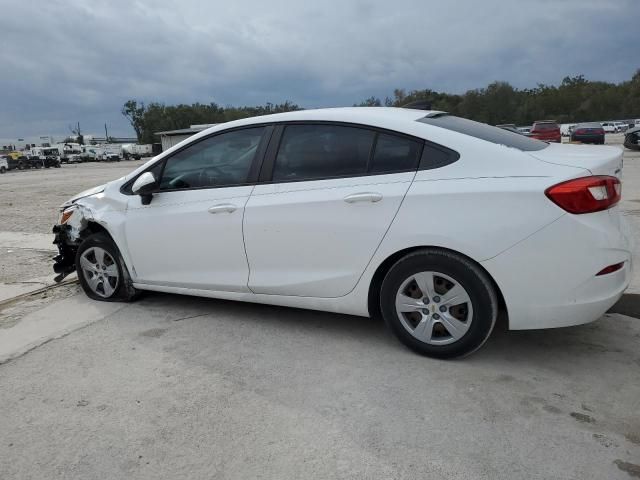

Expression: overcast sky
xmin=0 ymin=0 xmax=636 ymax=138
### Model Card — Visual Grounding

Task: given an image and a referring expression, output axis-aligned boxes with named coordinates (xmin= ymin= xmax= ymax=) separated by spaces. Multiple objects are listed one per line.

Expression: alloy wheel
xmin=395 ymin=271 xmax=473 ymax=345
xmin=79 ymin=247 xmax=119 ymax=298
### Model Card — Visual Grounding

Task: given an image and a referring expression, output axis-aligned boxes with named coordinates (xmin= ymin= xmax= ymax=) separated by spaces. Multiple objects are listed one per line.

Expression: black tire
xmin=75 ymin=232 xmax=140 ymax=302
xmin=17 ymin=162 xmax=24 ymax=170
xmin=0 ymin=166 xmax=5 ymax=174
xmin=379 ymin=249 xmax=498 ymax=359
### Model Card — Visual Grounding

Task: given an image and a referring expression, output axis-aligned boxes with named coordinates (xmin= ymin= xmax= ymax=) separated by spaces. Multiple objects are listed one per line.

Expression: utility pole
xmin=104 ymin=123 xmax=109 ymax=143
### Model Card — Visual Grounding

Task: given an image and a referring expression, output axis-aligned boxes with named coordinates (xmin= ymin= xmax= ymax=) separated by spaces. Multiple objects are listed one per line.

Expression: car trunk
xmin=528 ymin=144 xmax=623 ymax=178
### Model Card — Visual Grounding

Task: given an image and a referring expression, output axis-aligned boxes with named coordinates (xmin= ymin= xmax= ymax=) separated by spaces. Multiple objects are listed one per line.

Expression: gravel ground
xmin=0 ymin=159 xmax=146 ymax=234
xmin=0 ymin=248 xmax=55 ymax=283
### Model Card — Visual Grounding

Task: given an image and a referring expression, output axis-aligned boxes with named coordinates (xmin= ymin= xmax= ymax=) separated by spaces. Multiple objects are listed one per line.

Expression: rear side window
xmin=370 ymin=133 xmax=422 ymax=174
xmin=419 ymin=114 xmax=548 ymax=151
xmin=420 ymin=142 xmax=460 ymax=170
xmin=273 ymin=125 xmax=374 ymax=182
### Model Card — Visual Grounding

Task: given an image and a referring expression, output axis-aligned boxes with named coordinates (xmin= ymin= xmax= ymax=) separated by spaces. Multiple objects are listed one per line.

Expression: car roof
xmin=187 ymin=107 xmax=445 ymax=146
xmin=219 ymin=107 xmax=433 ymax=127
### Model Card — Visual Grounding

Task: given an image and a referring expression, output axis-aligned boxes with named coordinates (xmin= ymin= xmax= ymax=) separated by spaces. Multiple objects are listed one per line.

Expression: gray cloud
xmin=0 ymin=0 xmax=636 ymax=137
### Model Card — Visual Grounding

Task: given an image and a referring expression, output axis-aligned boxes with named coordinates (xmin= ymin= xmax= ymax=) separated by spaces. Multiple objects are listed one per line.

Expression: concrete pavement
xmin=0 ymin=292 xmax=638 ymax=479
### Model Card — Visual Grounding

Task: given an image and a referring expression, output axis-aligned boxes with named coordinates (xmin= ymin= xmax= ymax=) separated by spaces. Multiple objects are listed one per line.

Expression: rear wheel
xmin=0 ymin=166 xmax=5 ymax=174
xmin=76 ymin=233 xmax=140 ymax=302
xmin=380 ymin=249 xmax=498 ymax=359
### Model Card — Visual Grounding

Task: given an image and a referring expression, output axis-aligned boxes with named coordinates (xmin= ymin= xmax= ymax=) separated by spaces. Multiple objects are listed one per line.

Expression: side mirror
xmin=132 ymin=171 xmax=157 ymax=205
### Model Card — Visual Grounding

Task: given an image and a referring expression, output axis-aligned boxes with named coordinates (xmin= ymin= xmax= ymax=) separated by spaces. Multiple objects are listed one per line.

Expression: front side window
xmin=159 ymin=127 xmax=264 ymax=190
xmin=272 ymin=125 xmax=374 ymax=182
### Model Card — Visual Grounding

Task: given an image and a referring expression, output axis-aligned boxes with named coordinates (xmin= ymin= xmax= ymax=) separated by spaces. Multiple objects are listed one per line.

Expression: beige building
xmin=155 ymin=124 xmax=217 ymax=151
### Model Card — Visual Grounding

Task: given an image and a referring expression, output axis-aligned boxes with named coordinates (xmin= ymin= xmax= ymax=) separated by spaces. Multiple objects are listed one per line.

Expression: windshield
xmin=418 ymin=114 xmax=549 ymax=151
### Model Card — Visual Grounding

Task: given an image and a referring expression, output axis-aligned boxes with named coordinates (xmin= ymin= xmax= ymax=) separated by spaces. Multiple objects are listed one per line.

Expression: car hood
xmin=61 ymin=184 xmax=106 ymax=209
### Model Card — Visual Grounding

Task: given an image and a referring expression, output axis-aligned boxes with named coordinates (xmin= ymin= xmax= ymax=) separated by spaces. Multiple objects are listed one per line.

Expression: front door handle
xmin=343 ymin=192 xmax=383 ymax=203
xmin=208 ymin=204 xmax=237 ymax=214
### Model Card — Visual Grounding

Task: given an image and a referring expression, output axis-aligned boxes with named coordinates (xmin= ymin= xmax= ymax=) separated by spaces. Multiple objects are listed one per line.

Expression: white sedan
xmin=52 ymin=108 xmax=632 ymax=358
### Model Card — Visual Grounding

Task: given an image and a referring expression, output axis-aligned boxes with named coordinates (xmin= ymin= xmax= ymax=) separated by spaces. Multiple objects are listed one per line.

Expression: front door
xmin=125 ymin=126 xmax=267 ymax=291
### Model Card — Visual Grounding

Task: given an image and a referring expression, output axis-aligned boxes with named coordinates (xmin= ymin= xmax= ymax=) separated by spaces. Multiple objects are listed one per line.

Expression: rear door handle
xmin=343 ymin=192 xmax=383 ymax=203
xmin=208 ymin=204 xmax=237 ymax=214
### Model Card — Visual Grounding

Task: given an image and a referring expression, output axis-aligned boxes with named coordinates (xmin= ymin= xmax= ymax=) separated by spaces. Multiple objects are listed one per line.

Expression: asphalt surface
xmin=1 ymin=140 xmax=640 ymax=479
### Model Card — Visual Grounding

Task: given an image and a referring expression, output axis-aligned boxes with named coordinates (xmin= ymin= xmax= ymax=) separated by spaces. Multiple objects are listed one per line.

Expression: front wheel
xmin=76 ymin=233 xmax=140 ymax=302
xmin=380 ymin=249 xmax=498 ymax=359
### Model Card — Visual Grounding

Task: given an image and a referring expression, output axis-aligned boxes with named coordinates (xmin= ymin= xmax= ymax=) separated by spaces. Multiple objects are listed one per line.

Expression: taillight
xmin=575 ymin=129 xmax=586 ymax=135
xmin=545 ymin=176 xmax=621 ymax=214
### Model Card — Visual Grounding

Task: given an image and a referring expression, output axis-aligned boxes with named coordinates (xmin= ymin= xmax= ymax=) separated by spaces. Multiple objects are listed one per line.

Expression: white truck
xmin=28 ymin=147 xmax=62 ymax=168
xmin=121 ymin=143 xmax=153 ymax=160
xmin=98 ymin=144 xmax=122 ymax=161
xmin=53 ymin=143 xmax=83 ymax=163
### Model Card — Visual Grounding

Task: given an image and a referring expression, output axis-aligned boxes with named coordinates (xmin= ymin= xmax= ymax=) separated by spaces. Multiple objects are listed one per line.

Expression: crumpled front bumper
xmin=52 ymin=224 xmax=78 ymax=282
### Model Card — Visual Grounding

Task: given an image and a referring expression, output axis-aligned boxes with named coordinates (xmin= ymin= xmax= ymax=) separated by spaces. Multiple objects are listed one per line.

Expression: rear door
xmin=243 ymin=123 xmax=422 ymax=297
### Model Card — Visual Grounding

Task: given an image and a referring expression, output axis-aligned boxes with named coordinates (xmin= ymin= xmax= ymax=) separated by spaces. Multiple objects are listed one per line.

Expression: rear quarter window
xmin=419 ymin=115 xmax=549 ymax=151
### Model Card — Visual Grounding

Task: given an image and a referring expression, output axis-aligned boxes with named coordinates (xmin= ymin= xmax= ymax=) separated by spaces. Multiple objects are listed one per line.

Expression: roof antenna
xmin=401 ymin=100 xmax=432 ymax=110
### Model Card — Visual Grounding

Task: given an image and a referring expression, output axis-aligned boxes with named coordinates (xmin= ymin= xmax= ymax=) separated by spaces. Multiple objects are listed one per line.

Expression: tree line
xmin=122 ymin=101 xmax=300 ymax=144
xmin=123 ymin=71 xmax=640 ymax=143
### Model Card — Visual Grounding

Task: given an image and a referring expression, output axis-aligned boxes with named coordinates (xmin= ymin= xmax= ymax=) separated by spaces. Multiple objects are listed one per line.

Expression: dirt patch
xmin=0 ymin=248 xmax=54 ymax=283
xmin=626 ymin=433 xmax=640 ymax=445
xmin=614 ymin=460 xmax=640 ymax=478
xmin=0 ymin=283 xmax=80 ymax=329
xmin=139 ymin=328 xmax=168 ymax=338
xmin=570 ymin=412 xmax=596 ymax=424
xmin=593 ymin=433 xmax=616 ymax=448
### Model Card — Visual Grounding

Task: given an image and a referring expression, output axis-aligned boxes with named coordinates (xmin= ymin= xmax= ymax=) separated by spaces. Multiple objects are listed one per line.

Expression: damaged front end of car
xmin=52 ymin=204 xmax=93 ymax=282
xmin=52 ymin=184 xmax=108 ymax=282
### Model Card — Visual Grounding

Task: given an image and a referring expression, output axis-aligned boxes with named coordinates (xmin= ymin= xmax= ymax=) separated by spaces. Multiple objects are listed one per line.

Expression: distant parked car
xmin=0 ymin=156 xmax=7 ymax=173
xmin=570 ymin=123 xmax=605 ymax=144
xmin=530 ymin=121 xmax=561 ymax=143
xmin=517 ymin=126 xmax=531 ymax=135
xmin=624 ymin=127 xmax=640 ymax=151
xmin=601 ymin=122 xmax=619 ymax=133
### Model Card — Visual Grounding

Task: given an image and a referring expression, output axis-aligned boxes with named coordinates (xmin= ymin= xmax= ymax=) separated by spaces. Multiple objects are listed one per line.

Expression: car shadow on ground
xmin=127 ymin=291 xmax=639 ymax=366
